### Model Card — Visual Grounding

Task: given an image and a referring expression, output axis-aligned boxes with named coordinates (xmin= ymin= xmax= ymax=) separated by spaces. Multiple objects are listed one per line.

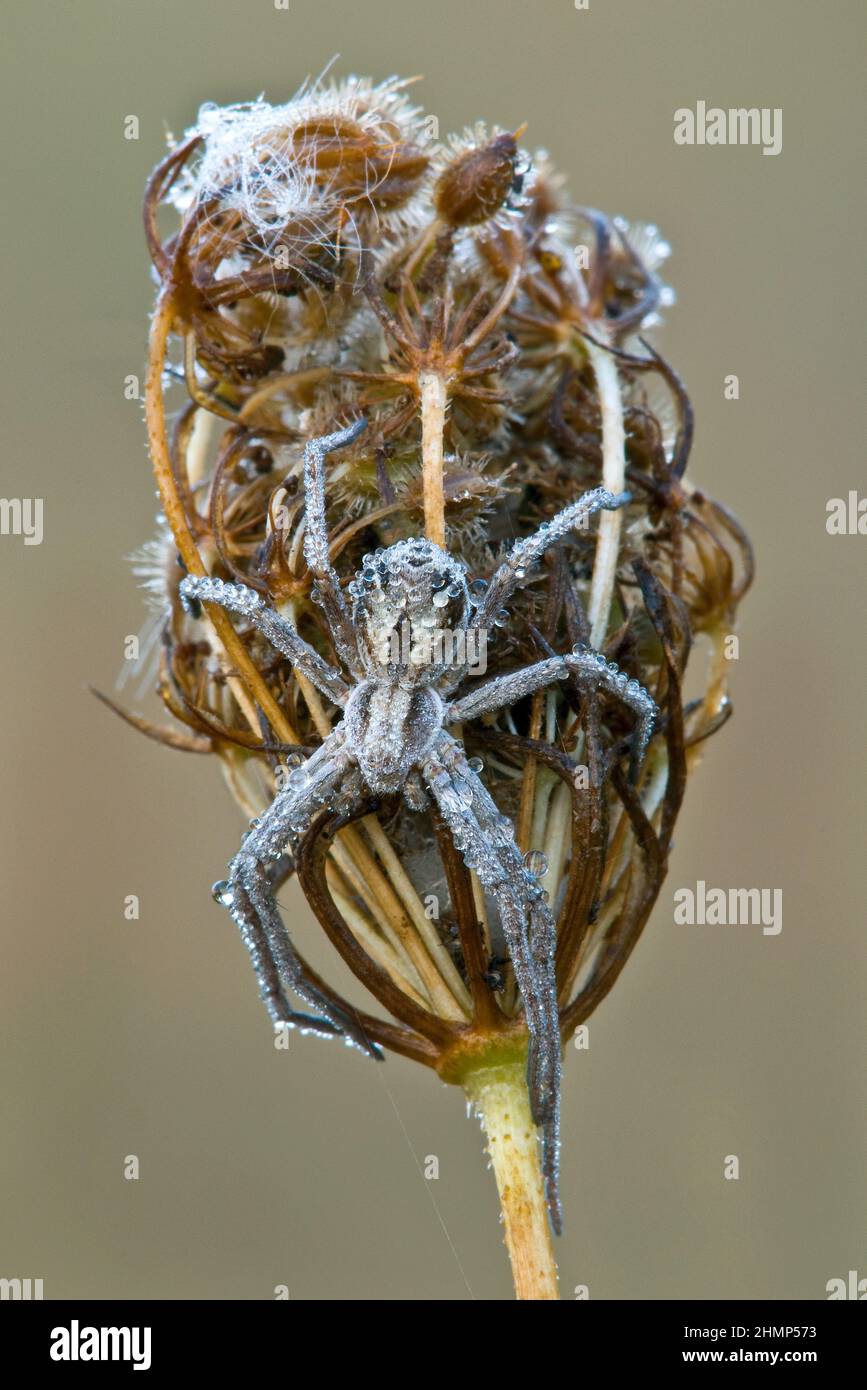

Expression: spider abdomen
xmin=344 ymin=680 xmax=444 ymax=794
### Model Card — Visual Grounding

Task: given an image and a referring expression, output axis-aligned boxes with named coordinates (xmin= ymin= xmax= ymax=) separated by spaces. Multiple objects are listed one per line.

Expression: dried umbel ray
xmin=122 ymin=73 xmax=753 ymax=1300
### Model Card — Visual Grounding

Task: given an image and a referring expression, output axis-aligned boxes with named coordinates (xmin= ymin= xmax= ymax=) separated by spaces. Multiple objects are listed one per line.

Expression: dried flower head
xmin=433 ymin=125 xmax=527 ymax=229
xmin=118 ymin=71 xmax=753 ymax=1301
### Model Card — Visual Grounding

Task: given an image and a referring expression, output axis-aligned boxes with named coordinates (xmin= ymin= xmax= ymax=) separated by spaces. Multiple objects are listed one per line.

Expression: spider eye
xmin=431 ymin=575 xmax=448 ymax=592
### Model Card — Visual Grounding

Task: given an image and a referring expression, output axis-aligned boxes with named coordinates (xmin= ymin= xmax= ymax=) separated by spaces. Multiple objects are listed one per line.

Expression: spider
xmin=180 ymin=418 xmax=657 ymax=1226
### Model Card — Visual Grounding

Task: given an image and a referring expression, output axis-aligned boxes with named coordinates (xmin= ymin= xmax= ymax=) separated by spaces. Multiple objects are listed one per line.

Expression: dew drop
xmin=453 ymin=776 xmax=474 ymax=806
xmin=523 ymin=849 xmax=549 ymax=878
xmin=467 ymin=756 xmax=484 ymax=773
xmin=211 ymin=880 xmax=234 ymax=908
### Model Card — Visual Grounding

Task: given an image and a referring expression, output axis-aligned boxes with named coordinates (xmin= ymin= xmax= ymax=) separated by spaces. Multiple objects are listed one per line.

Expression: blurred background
xmin=1 ymin=0 xmax=864 ymax=1300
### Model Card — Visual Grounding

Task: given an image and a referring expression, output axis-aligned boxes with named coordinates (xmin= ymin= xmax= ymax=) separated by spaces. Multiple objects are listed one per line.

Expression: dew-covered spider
xmin=180 ymin=418 xmax=657 ymax=1224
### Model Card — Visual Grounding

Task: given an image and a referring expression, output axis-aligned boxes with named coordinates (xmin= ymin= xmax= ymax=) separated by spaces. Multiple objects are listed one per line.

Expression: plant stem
xmin=464 ymin=1061 xmax=560 ymax=1300
xmin=585 ymin=332 xmax=627 ymax=647
xmin=419 ymin=368 xmax=447 ymax=545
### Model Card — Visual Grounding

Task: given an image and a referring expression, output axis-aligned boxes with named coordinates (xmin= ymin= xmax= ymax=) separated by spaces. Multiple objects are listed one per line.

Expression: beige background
xmin=1 ymin=0 xmax=864 ymax=1300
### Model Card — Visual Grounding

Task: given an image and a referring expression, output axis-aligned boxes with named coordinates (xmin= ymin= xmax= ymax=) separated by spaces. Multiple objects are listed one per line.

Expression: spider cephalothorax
xmin=180 ymin=419 xmax=657 ymax=1229
xmin=347 ymin=536 xmax=472 ymax=684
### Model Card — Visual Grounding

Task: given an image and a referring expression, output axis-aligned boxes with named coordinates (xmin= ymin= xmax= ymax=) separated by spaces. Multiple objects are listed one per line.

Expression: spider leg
xmin=422 ymin=731 xmax=563 ymax=1231
xmin=302 ymin=418 xmax=368 ymax=675
xmin=218 ymin=730 xmax=382 ymax=1060
xmin=448 ymin=647 xmax=657 ymax=774
xmin=471 ymin=486 xmax=630 ymax=631
xmin=179 ymin=576 xmax=349 ymax=706
xmin=229 ymin=886 xmax=344 ymax=1043
xmin=403 ymin=771 xmax=430 ymax=812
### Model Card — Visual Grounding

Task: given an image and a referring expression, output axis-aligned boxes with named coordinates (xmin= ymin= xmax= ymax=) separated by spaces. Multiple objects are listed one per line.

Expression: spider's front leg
xmin=422 ymin=732 xmax=563 ymax=1232
xmin=448 ymin=646 xmax=658 ymax=777
xmin=301 ymin=418 xmax=368 ymax=676
xmin=179 ymin=576 xmax=349 ymax=707
xmin=471 ymin=484 xmax=631 ymax=633
xmin=217 ymin=731 xmax=382 ymax=1060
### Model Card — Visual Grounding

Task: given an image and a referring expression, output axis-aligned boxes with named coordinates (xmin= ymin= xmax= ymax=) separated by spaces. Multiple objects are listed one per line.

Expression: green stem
xmin=464 ymin=1061 xmax=560 ymax=1300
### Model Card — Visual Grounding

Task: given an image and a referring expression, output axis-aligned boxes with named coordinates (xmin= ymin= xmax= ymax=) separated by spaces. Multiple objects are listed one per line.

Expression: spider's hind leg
xmin=219 ymin=734 xmax=382 ymax=1060
xmin=225 ymin=877 xmax=343 ymax=1043
xmin=422 ymin=732 xmax=563 ymax=1232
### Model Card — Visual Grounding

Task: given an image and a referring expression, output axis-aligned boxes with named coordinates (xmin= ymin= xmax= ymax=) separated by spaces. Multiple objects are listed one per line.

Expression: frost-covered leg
xmin=218 ymin=731 xmax=382 ymax=1060
xmin=302 ymin=418 xmax=368 ymax=675
xmin=179 ymin=575 xmax=349 ymax=706
xmin=228 ymin=883 xmax=344 ymax=1042
xmin=448 ymin=646 xmax=657 ymax=772
xmin=422 ymin=732 xmax=563 ymax=1231
xmin=471 ymin=486 xmax=631 ymax=632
